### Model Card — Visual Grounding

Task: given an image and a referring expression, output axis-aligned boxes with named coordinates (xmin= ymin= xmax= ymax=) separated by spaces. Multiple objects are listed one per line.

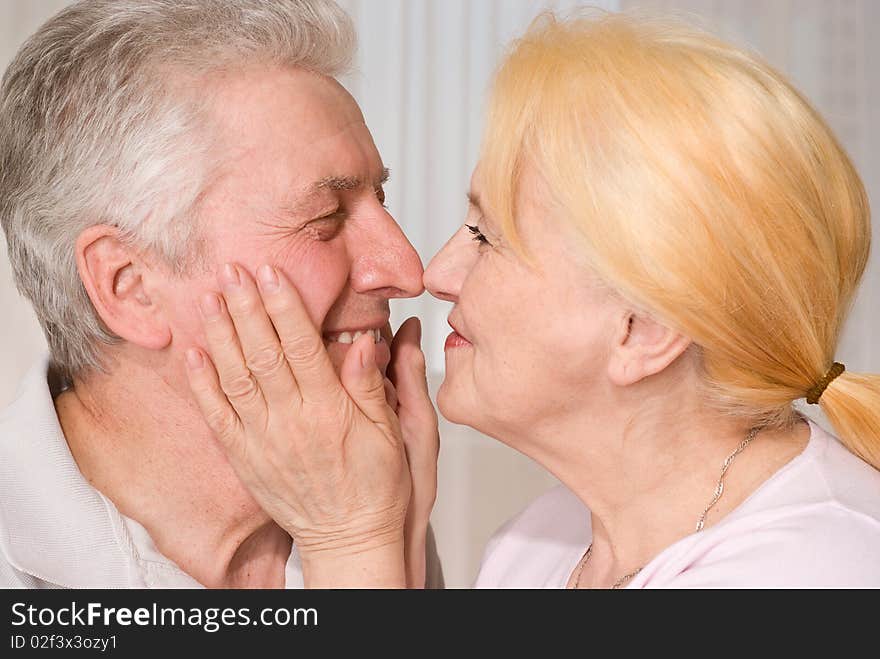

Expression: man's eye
xmin=466 ymin=223 xmax=490 ymax=246
xmin=307 ymin=212 xmax=346 ymax=240
xmin=376 ymin=186 xmax=387 ymax=208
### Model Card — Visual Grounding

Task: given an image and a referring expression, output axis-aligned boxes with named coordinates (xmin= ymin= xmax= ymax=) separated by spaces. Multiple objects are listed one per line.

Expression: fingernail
xmin=258 ymin=264 xmax=280 ymax=292
xmin=221 ymin=263 xmax=240 ymax=288
xmin=200 ymin=293 xmax=222 ymax=317
xmin=185 ymin=348 xmax=204 ymax=370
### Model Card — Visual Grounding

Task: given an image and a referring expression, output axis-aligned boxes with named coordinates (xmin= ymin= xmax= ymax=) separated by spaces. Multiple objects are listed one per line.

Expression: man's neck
xmin=54 ymin=359 xmax=292 ymax=588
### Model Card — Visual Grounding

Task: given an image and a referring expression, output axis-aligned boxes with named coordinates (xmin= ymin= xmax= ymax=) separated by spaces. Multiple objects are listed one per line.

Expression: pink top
xmin=474 ymin=419 xmax=880 ymax=588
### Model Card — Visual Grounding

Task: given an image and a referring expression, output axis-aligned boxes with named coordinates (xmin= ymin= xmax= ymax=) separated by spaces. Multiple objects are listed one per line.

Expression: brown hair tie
xmin=806 ymin=362 xmax=845 ymax=405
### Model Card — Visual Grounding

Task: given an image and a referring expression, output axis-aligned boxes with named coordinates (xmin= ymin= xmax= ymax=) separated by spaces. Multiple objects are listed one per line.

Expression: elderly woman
xmin=185 ymin=12 xmax=880 ymax=587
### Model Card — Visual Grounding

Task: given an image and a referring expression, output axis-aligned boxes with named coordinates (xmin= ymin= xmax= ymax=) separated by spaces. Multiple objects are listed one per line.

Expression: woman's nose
xmin=424 ymin=227 xmax=475 ymax=303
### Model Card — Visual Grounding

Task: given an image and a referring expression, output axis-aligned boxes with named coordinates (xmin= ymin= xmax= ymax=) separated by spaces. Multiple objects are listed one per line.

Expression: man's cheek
xmin=160 ymin=280 xmax=214 ymax=348
xmin=278 ymin=254 xmax=349 ymax=328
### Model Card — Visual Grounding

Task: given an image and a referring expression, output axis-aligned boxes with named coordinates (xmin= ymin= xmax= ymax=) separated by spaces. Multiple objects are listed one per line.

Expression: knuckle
xmin=245 ymin=346 xmax=286 ymax=378
xmin=221 ymin=371 xmax=261 ymax=404
xmin=281 ymin=335 xmax=323 ymax=365
xmin=364 ymin=376 xmax=386 ymax=399
xmin=205 ymin=408 xmax=238 ymax=441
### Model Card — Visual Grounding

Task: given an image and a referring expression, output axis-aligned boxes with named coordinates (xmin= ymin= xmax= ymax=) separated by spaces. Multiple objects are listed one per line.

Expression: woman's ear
xmin=75 ymin=225 xmax=172 ymax=351
xmin=607 ymin=311 xmax=692 ymax=387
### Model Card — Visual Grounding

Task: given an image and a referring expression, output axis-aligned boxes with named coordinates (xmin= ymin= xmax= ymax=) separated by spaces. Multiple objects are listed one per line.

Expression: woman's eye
xmin=466 ymin=223 xmax=490 ymax=246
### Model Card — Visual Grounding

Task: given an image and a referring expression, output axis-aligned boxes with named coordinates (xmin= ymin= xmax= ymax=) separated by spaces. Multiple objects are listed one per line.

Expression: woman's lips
xmin=445 ymin=331 xmax=472 ymax=350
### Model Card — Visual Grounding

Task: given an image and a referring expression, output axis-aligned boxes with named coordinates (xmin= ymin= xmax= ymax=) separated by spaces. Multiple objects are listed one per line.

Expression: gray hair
xmin=0 ymin=0 xmax=356 ymax=379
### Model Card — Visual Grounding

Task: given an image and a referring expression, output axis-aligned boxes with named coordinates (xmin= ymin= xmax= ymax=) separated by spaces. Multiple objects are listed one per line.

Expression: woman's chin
xmin=436 ymin=378 xmax=473 ymax=427
xmin=437 ymin=377 xmax=458 ymax=423
xmin=437 ymin=377 xmax=513 ymax=444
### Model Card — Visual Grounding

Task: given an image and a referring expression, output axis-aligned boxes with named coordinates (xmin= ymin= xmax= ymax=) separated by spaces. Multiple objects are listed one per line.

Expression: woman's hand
xmin=386 ymin=317 xmax=441 ymax=588
xmin=184 ymin=263 xmax=427 ymax=588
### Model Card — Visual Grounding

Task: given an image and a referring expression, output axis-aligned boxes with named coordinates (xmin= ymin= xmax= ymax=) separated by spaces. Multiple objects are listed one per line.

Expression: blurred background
xmin=1 ymin=0 xmax=877 ymax=587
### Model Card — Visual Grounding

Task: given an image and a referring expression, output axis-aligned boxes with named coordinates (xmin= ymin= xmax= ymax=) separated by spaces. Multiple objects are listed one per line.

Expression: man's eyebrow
xmin=282 ymin=168 xmax=391 ymax=221
xmin=315 ymin=167 xmax=391 ymax=192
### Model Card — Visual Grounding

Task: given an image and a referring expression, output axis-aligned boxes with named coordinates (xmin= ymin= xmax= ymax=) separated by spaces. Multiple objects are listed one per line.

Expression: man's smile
xmin=322 ymin=321 xmax=394 ymax=374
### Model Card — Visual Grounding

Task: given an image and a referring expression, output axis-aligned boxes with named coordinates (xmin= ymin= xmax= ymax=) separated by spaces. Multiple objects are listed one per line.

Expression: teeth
xmin=326 ymin=329 xmax=383 ymax=345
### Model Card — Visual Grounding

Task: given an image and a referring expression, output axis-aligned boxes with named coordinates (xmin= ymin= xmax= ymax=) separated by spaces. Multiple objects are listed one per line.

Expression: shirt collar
xmin=0 ymin=355 xmax=305 ymax=588
xmin=0 ymin=355 xmax=135 ymax=587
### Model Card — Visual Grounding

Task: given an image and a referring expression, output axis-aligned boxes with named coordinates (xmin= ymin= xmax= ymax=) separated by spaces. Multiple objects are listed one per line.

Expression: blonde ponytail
xmin=819 ymin=372 xmax=880 ymax=470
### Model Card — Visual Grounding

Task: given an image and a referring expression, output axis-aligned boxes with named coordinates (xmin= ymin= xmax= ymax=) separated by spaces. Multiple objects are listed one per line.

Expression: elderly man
xmin=0 ymin=0 xmax=443 ymax=588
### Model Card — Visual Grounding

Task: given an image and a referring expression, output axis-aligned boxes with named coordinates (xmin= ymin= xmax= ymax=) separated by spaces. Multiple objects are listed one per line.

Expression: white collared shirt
xmin=0 ymin=357 xmax=334 ymax=588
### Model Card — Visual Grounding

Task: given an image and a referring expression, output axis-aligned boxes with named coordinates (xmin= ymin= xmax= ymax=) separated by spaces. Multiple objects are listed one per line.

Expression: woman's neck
xmin=509 ymin=379 xmax=811 ymax=588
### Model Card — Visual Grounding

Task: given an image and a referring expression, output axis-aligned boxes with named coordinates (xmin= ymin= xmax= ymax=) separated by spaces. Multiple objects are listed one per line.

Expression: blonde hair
xmin=480 ymin=11 xmax=880 ymax=469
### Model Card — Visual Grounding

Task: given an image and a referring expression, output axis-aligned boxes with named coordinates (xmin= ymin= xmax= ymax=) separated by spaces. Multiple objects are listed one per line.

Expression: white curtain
xmin=1 ymin=0 xmax=876 ymax=587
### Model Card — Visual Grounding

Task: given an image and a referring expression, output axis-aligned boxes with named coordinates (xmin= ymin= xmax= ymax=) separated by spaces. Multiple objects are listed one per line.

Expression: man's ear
xmin=75 ymin=225 xmax=172 ymax=351
xmin=607 ymin=311 xmax=692 ymax=387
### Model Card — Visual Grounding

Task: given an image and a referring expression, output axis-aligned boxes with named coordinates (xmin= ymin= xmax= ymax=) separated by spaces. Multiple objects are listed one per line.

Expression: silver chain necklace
xmin=573 ymin=426 xmax=761 ymax=589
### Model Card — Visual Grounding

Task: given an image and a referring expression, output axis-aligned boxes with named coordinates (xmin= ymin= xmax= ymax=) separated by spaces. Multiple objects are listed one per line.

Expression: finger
xmin=384 ymin=377 xmax=399 ymax=413
xmin=389 ymin=317 xmax=440 ymax=464
xmin=255 ymin=265 xmax=343 ymax=405
xmin=390 ymin=318 xmax=434 ymax=422
xmin=340 ymin=333 xmax=395 ymax=425
xmin=184 ymin=347 xmax=245 ymax=453
xmin=389 ymin=319 xmax=439 ymax=560
xmin=199 ymin=291 xmax=268 ymax=425
xmin=218 ymin=263 xmax=299 ymax=407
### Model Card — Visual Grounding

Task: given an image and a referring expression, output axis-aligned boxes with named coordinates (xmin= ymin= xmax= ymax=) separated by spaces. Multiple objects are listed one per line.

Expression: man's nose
xmin=423 ymin=227 xmax=474 ymax=303
xmin=348 ymin=209 xmax=425 ymax=299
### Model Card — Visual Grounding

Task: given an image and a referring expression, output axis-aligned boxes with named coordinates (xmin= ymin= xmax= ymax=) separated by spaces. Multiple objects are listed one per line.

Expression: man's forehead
xmin=205 ymin=65 xmax=366 ymax=148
